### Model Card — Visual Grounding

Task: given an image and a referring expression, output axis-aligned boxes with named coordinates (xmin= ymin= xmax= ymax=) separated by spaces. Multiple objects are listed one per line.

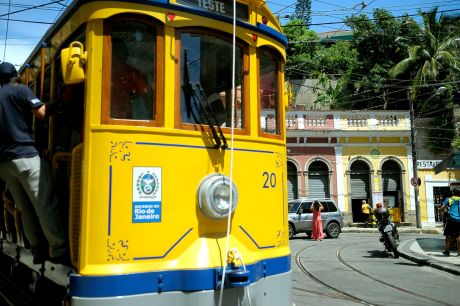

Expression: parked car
xmin=288 ymin=198 xmax=344 ymax=239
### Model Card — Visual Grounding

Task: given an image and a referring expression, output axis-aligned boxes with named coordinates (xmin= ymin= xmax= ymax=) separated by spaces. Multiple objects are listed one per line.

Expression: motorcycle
xmin=376 ymin=209 xmax=400 ymax=258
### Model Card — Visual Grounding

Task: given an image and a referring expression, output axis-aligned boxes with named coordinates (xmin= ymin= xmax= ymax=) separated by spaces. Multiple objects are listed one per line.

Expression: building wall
xmin=340 ymin=145 xmax=410 ymax=225
xmin=286 ymin=111 xmax=415 ymax=226
xmin=287 ymin=147 xmax=337 ymax=201
xmin=418 ymin=169 xmax=460 ymax=226
xmin=284 ymin=110 xmax=459 ymax=228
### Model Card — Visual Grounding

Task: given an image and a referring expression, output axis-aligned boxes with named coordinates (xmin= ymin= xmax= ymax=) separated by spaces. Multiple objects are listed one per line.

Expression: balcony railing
xmin=283 ymin=111 xmax=409 ymax=131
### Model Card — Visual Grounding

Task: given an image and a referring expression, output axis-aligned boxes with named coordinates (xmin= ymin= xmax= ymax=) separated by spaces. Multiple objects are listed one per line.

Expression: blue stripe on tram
xmin=70 ymin=255 xmax=290 ymax=298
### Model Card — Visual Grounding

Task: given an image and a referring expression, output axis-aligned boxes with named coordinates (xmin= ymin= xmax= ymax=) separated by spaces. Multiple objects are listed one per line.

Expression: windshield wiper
xmin=182 ymin=49 xmax=200 ymax=124
xmin=181 ymin=49 xmax=227 ymax=149
xmin=195 ymin=84 xmax=227 ymax=148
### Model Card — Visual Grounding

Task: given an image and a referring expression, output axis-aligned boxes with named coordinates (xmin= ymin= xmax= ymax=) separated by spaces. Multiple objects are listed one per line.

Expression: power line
xmin=0 ymin=17 xmax=53 ymax=24
xmin=280 ymin=0 xmax=459 ymax=17
xmin=282 ymin=8 xmax=460 ymax=27
xmin=0 ymin=0 xmax=64 ymax=18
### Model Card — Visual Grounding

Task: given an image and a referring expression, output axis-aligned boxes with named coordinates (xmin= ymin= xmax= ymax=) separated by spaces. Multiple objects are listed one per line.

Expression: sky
xmin=0 ymin=0 xmax=459 ymax=69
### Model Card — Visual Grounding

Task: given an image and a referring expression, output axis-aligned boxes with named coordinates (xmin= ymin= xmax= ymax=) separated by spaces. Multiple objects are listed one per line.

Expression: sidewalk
xmin=342 ymin=226 xmax=460 ymax=275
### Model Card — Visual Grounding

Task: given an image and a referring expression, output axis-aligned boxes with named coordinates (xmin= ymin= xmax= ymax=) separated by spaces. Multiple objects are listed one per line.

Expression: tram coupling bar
xmin=215 ymin=265 xmax=250 ymax=289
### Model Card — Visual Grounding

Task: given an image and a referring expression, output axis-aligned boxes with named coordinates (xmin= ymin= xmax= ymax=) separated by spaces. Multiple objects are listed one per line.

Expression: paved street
xmin=290 ymin=232 xmax=460 ymax=306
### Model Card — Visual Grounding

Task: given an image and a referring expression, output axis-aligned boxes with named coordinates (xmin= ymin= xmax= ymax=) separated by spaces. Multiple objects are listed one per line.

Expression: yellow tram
xmin=7 ymin=0 xmax=292 ymax=304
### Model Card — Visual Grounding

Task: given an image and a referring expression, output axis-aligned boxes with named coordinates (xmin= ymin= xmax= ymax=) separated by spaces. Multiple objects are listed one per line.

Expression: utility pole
xmin=409 ymin=96 xmax=421 ymax=228
xmin=410 ymin=87 xmax=446 ymax=228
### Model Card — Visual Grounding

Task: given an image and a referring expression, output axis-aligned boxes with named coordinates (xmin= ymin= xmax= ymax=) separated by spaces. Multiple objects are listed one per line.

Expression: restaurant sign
xmin=417 ymin=160 xmax=442 ymax=169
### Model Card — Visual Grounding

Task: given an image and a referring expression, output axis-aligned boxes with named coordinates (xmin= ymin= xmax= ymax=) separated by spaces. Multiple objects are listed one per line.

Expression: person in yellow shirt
xmin=362 ymin=200 xmax=376 ymax=227
xmin=362 ymin=200 xmax=371 ymax=216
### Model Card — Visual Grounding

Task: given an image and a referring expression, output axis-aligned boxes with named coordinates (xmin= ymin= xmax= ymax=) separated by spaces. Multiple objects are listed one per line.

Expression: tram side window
xmin=179 ymin=31 xmax=245 ymax=129
xmin=259 ymin=48 xmax=280 ymax=135
xmin=108 ymin=19 xmax=156 ymax=121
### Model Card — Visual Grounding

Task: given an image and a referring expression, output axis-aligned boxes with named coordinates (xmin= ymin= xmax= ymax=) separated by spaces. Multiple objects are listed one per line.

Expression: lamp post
xmin=410 ymin=86 xmax=446 ymax=228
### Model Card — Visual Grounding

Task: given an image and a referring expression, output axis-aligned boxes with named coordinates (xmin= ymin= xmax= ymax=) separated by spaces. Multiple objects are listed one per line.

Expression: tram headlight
xmin=198 ymin=174 xmax=238 ymax=220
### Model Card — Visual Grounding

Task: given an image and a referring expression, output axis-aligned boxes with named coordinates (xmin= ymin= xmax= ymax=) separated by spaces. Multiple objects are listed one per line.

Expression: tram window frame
xmin=257 ymin=47 xmax=283 ymax=139
xmin=33 ymin=63 xmax=52 ymax=156
xmin=102 ymin=14 xmax=164 ymax=126
xmin=175 ymin=28 xmax=249 ymax=134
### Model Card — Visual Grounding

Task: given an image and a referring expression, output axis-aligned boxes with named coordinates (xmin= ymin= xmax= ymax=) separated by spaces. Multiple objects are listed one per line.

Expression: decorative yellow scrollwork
xmin=110 ymin=141 xmax=132 ymax=163
xmin=107 ymin=237 xmax=129 ymax=261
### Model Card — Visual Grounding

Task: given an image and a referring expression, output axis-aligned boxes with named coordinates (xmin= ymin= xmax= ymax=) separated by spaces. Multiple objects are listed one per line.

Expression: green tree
xmin=283 ymin=19 xmax=320 ymax=79
xmin=388 ymin=7 xmax=459 ymax=99
xmin=337 ymin=9 xmax=420 ymax=110
xmin=388 ymin=7 xmax=460 ymax=152
xmin=292 ymin=0 xmax=312 ymax=26
xmin=312 ymin=42 xmax=357 ymax=108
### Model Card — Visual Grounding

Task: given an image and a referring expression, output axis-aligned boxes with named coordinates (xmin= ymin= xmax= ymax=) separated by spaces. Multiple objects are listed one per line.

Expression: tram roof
xmin=19 ymin=0 xmax=286 ymax=73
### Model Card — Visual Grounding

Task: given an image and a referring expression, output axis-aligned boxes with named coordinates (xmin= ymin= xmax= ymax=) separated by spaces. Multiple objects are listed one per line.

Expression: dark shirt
xmin=0 ymin=83 xmax=43 ymax=161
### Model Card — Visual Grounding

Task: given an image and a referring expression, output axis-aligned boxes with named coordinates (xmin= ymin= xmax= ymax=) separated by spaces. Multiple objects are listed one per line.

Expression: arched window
xmin=382 ymin=160 xmax=401 ymax=208
xmin=308 ymin=161 xmax=330 ymax=199
xmin=102 ymin=15 xmax=164 ymax=125
xmin=350 ymin=160 xmax=371 ymax=222
xmin=287 ymin=161 xmax=298 ymax=200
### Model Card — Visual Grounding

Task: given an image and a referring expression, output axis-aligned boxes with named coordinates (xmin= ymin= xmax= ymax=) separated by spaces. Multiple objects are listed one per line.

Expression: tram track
xmin=295 ymin=239 xmax=455 ymax=306
xmin=336 ymin=244 xmax=454 ymax=306
xmin=295 ymin=242 xmax=376 ymax=306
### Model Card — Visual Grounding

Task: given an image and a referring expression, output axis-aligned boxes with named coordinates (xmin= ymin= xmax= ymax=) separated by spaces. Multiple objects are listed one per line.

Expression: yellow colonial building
xmin=285 ymin=110 xmax=457 ymax=227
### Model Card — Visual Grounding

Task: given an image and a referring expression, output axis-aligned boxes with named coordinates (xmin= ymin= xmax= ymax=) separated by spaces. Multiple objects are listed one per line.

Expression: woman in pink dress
xmin=310 ymin=200 xmax=324 ymax=241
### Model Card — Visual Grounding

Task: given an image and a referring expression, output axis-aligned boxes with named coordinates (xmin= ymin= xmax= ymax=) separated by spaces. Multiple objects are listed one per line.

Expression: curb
xmin=341 ymin=227 xmax=442 ymax=234
xmin=398 ymin=239 xmax=460 ymax=275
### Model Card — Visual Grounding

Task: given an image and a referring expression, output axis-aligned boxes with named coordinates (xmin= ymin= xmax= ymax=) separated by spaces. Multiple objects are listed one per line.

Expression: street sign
xmin=411 ymin=177 xmax=421 ymax=186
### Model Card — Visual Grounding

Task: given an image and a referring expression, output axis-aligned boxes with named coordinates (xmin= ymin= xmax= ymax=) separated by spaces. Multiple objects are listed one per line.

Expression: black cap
xmin=0 ymin=62 xmax=17 ymax=77
xmin=0 ymin=62 xmax=17 ymax=84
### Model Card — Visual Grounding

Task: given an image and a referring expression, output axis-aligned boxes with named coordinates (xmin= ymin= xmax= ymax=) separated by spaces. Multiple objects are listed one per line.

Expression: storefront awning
xmin=434 ymin=152 xmax=460 ymax=174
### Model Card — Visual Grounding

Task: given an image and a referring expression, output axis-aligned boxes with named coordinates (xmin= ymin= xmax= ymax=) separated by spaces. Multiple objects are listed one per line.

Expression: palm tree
xmin=388 ymin=7 xmax=459 ymax=99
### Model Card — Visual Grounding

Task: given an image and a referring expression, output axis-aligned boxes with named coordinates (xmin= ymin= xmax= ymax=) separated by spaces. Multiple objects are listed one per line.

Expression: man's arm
xmin=32 ymin=104 xmax=46 ymax=120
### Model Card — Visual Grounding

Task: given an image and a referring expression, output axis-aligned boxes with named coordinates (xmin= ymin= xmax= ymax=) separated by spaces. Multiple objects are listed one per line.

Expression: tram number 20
xmin=262 ymin=172 xmax=277 ymax=188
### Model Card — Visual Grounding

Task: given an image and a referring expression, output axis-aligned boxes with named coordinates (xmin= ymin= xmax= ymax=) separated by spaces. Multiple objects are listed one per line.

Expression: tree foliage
xmin=292 ymin=0 xmax=312 ymax=26
xmin=388 ymin=7 xmax=460 ymax=151
xmin=336 ymin=9 xmax=421 ymax=110
xmin=284 ymin=19 xmax=321 ymax=79
xmin=283 ymin=6 xmax=460 ymax=152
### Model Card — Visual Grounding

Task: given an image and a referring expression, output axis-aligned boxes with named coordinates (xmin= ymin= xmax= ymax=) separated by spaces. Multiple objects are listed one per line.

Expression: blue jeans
xmin=0 ymin=156 xmax=66 ymax=257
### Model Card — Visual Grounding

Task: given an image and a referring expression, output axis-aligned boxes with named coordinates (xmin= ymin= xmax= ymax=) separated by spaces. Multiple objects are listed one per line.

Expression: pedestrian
xmin=361 ymin=199 xmax=371 ymax=221
xmin=439 ymin=190 xmax=452 ymax=226
xmin=0 ymin=62 xmax=68 ymax=265
xmin=439 ymin=188 xmax=460 ymax=256
xmin=310 ymin=200 xmax=324 ymax=241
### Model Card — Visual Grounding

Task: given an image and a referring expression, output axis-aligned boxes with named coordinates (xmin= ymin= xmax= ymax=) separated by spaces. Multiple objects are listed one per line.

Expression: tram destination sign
xmin=176 ymin=0 xmax=249 ymax=21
